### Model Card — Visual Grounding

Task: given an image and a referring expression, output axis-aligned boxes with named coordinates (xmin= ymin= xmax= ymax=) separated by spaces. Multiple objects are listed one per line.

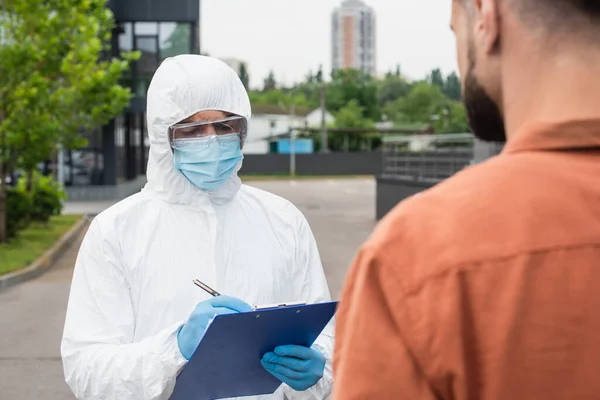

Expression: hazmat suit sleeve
xmin=282 ymin=211 xmax=335 ymax=400
xmin=61 ymin=218 xmax=187 ymax=400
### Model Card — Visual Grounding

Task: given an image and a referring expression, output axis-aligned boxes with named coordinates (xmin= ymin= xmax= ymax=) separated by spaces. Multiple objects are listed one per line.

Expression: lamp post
xmin=320 ymin=80 xmax=328 ymax=153
xmin=290 ymin=101 xmax=296 ymax=177
xmin=279 ymin=95 xmax=297 ymax=178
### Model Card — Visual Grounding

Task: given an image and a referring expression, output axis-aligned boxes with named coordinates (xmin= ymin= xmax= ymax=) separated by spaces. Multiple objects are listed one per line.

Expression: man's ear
xmin=473 ymin=0 xmax=501 ymax=53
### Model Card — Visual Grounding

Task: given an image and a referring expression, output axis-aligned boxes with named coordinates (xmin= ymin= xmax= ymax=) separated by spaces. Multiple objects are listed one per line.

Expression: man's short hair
xmin=461 ymin=0 xmax=600 ymax=36
xmin=515 ymin=0 xmax=600 ymax=21
xmin=515 ymin=0 xmax=600 ymax=39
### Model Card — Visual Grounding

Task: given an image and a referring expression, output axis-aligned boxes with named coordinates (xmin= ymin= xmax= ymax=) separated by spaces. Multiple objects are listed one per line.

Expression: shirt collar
xmin=504 ymin=118 xmax=600 ymax=154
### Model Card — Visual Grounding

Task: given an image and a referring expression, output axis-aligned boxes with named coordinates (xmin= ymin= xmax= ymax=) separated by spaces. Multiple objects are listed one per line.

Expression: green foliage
xmin=445 ymin=101 xmax=470 ymax=133
xmin=378 ymin=74 xmax=411 ymax=109
xmin=5 ymin=188 xmax=32 ymax=239
xmin=334 ymin=100 xmax=375 ymax=129
xmin=263 ymin=71 xmax=277 ymax=91
xmin=326 ymin=69 xmax=380 ymax=121
xmin=385 ymin=82 xmax=447 ymax=124
xmin=239 ymin=62 xmax=250 ymax=90
xmin=384 ymin=82 xmax=469 ymax=133
xmin=444 ymin=72 xmax=462 ymax=101
xmin=249 ymin=66 xmax=470 ymax=151
xmin=250 ymin=89 xmax=312 ymax=110
xmin=301 ymin=101 xmax=380 ymax=152
xmin=0 ymin=0 xmax=137 ymax=165
xmin=17 ymin=172 xmax=67 ymax=223
xmin=305 ymin=66 xmax=324 ymax=85
xmin=315 ymin=66 xmax=324 ymax=84
xmin=0 ymin=214 xmax=82 ymax=275
xmin=0 ymin=0 xmax=137 ymax=242
xmin=429 ymin=68 xmax=445 ymax=90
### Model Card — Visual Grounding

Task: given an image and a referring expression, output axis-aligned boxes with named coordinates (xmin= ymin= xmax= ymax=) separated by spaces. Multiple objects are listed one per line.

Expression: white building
xmin=220 ymin=57 xmax=245 ymax=75
xmin=331 ymin=0 xmax=376 ymax=75
xmin=244 ymin=105 xmax=335 ymax=154
xmin=305 ymin=107 xmax=335 ymax=127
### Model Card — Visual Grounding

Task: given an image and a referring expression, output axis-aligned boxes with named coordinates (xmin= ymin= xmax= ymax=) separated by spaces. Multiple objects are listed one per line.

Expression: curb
xmin=0 ymin=215 xmax=91 ymax=292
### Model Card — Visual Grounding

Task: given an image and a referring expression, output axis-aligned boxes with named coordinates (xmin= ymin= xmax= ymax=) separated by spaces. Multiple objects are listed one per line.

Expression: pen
xmin=193 ymin=279 xmax=221 ymax=297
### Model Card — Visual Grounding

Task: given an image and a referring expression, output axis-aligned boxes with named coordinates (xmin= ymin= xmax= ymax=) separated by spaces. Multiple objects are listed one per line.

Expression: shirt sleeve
xmin=333 ymin=245 xmax=437 ymax=400
xmin=61 ymin=218 xmax=188 ymax=400
xmin=281 ymin=211 xmax=335 ymax=400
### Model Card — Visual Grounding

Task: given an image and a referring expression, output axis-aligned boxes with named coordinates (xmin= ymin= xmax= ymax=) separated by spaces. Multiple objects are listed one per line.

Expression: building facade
xmin=244 ymin=105 xmax=312 ymax=155
xmin=64 ymin=0 xmax=200 ymax=199
xmin=219 ymin=57 xmax=245 ymax=76
xmin=331 ymin=0 xmax=376 ymax=75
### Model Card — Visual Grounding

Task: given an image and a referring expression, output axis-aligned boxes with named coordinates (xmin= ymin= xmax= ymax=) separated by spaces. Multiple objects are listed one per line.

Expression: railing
xmin=381 ymin=133 xmax=502 ymax=182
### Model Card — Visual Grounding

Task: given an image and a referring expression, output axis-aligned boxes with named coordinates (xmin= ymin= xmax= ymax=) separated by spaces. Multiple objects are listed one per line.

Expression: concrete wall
xmin=241 ymin=152 xmax=382 ymax=176
xmin=376 ymin=177 xmax=435 ymax=220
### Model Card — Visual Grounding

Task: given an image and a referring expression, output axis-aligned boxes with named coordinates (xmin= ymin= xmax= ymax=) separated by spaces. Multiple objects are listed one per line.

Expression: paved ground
xmin=0 ymin=178 xmax=377 ymax=399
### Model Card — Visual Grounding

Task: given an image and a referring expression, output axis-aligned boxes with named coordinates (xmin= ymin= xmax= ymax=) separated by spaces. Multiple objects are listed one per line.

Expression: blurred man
xmin=334 ymin=1 xmax=600 ymax=399
xmin=61 ymin=55 xmax=334 ymax=400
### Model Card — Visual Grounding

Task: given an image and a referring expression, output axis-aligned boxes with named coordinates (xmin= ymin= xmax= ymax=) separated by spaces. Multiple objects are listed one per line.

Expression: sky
xmin=201 ymin=0 xmax=457 ymax=89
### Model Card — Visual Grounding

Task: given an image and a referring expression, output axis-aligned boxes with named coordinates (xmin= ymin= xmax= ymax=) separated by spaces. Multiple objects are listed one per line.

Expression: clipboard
xmin=169 ymin=301 xmax=338 ymax=400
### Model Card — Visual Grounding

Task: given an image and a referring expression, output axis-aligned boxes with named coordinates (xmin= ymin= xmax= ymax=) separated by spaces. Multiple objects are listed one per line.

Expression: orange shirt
xmin=334 ymin=119 xmax=600 ymax=400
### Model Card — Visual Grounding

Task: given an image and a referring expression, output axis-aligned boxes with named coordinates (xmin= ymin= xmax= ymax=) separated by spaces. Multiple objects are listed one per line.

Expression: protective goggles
xmin=168 ymin=115 xmax=247 ymax=149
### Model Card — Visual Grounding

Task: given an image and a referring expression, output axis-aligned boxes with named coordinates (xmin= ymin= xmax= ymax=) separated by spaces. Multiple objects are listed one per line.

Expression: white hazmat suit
xmin=61 ymin=55 xmax=334 ymax=400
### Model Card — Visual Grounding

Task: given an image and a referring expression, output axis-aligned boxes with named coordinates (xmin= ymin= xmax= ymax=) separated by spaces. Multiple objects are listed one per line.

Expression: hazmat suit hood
xmin=144 ymin=55 xmax=251 ymax=206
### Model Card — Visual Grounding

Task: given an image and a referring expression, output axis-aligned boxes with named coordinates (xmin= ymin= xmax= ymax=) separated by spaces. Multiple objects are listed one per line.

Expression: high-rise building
xmin=331 ymin=0 xmax=376 ymax=75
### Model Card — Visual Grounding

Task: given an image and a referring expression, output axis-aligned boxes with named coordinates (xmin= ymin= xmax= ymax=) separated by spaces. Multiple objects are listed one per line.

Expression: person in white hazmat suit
xmin=60 ymin=55 xmax=334 ymax=400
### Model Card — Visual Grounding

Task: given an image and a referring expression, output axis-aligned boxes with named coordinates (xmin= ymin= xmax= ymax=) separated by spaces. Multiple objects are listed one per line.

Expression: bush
xmin=6 ymin=188 xmax=32 ymax=239
xmin=17 ymin=172 xmax=67 ymax=223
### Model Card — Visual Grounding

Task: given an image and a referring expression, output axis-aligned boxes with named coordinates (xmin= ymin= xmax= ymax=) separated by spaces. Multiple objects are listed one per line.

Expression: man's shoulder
xmin=367 ymin=154 xmax=542 ymax=287
xmin=374 ymin=155 xmax=517 ymax=233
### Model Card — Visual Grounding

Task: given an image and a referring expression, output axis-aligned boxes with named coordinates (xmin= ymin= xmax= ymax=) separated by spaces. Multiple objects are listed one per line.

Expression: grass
xmin=241 ymin=174 xmax=372 ymax=181
xmin=0 ymin=214 xmax=83 ymax=276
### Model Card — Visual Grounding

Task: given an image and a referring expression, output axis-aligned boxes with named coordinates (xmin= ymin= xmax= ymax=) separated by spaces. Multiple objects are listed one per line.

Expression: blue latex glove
xmin=178 ymin=295 xmax=252 ymax=360
xmin=261 ymin=345 xmax=326 ymax=391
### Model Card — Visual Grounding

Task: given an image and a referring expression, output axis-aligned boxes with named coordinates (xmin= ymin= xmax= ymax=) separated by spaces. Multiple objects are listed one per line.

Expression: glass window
xmin=159 ymin=22 xmax=191 ymax=59
xmin=135 ymin=36 xmax=159 ymax=78
xmin=136 ymin=36 xmax=158 ymax=53
xmin=135 ymin=78 xmax=152 ymax=97
xmin=119 ymin=22 xmax=133 ymax=51
xmin=135 ymin=22 xmax=158 ymax=35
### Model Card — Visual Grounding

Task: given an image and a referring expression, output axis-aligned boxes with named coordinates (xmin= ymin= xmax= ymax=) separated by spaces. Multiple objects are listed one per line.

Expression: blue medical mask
xmin=173 ymin=134 xmax=243 ymax=191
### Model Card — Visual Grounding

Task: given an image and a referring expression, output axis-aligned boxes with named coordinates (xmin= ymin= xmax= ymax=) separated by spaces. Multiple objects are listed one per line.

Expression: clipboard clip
xmin=253 ymin=301 xmax=306 ymax=311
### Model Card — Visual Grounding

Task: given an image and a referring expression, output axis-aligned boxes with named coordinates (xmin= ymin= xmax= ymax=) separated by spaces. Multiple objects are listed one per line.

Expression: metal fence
xmin=381 ymin=133 xmax=503 ymax=182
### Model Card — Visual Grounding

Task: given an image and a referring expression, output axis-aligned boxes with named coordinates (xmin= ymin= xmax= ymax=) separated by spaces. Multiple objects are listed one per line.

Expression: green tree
xmin=334 ymin=100 xmax=374 ymax=129
xmin=444 ymin=71 xmax=461 ymax=101
xmin=263 ymin=70 xmax=277 ymax=91
xmin=429 ymin=68 xmax=445 ymax=90
xmin=305 ymin=70 xmax=315 ymax=84
xmin=378 ymin=74 xmax=411 ymax=110
xmin=384 ymin=82 xmax=447 ymax=125
xmin=249 ymin=89 xmax=310 ymax=109
xmin=326 ymin=100 xmax=378 ymax=152
xmin=445 ymin=101 xmax=470 ymax=133
xmin=0 ymin=0 xmax=137 ymax=243
xmin=315 ymin=65 xmax=324 ymax=83
xmin=239 ymin=62 xmax=249 ymax=90
xmin=326 ymin=69 xmax=380 ymax=121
